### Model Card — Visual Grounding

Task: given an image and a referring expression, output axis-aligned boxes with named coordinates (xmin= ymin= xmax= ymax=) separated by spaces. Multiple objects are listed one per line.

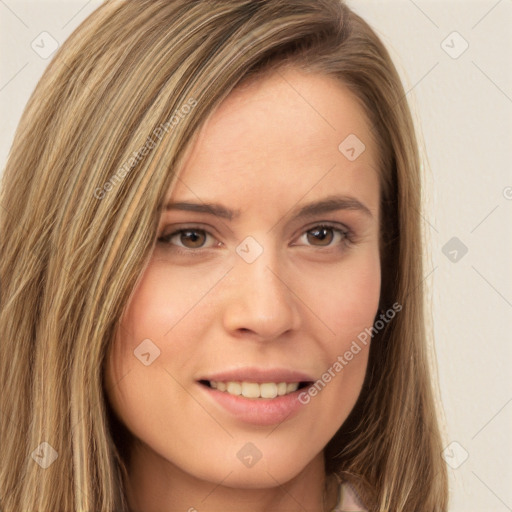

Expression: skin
xmin=105 ymin=66 xmax=381 ymax=512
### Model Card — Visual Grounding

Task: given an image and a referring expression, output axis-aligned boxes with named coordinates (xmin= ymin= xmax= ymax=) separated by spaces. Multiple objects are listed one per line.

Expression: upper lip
xmin=198 ymin=367 xmax=315 ymax=384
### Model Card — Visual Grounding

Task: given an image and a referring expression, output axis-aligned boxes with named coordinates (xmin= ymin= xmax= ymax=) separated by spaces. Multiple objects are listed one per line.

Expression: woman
xmin=0 ymin=1 xmax=449 ymax=510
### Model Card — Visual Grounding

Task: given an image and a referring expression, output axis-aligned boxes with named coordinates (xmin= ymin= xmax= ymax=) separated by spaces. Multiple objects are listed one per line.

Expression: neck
xmin=125 ymin=442 xmax=340 ymax=512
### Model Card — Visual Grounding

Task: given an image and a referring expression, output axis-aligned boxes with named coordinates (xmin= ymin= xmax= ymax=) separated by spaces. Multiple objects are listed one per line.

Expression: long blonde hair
xmin=0 ymin=1 xmax=448 ymax=510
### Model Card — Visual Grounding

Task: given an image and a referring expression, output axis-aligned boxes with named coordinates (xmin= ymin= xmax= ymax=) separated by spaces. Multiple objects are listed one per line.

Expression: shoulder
xmin=333 ymin=480 xmax=369 ymax=512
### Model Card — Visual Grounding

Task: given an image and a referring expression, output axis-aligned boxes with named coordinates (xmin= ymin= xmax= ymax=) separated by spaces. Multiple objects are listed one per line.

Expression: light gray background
xmin=1 ymin=1 xmax=511 ymax=510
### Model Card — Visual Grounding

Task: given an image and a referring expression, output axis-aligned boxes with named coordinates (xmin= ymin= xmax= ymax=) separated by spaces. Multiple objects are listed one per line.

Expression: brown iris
xmin=306 ymin=227 xmax=334 ymax=246
xmin=179 ymin=229 xmax=207 ymax=248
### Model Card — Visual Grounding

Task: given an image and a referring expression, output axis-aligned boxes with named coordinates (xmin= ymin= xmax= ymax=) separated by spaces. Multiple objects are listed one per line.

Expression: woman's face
xmin=105 ymin=67 xmax=381 ymax=493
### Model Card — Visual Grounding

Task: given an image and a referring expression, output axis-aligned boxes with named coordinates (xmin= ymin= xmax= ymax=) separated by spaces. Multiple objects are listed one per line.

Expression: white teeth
xmin=226 ymin=382 xmax=242 ymax=395
xmin=277 ymin=382 xmax=288 ymax=396
xmin=286 ymin=383 xmax=298 ymax=393
xmin=208 ymin=380 xmax=300 ymax=398
xmin=241 ymin=382 xmax=260 ymax=398
xmin=260 ymin=382 xmax=278 ymax=399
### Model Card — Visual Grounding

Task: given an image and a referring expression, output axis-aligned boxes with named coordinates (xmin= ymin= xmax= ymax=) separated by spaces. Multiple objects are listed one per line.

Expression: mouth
xmin=197 ymin=369 xmax=316 ymax=425
xmin=198 ymin=379 xmax=312 ymax=399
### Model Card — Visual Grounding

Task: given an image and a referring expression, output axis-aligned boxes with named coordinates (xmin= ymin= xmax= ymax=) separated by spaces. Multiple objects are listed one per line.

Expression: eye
xmin=157 ymin=228 xmax=218 ymax=250
xmin=295 ymin=224 xmax=351 ymax=248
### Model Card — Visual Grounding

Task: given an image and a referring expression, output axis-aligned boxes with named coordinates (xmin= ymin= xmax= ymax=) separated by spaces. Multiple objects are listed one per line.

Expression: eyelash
xmin=157 ymin=223 xmax=355 ymax=256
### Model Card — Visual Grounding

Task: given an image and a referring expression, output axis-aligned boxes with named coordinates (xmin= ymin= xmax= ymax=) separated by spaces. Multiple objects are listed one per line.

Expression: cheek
xmin=290 ymin=248 xmax=380 ymax=403
xmin=301 ymin=248 xmax=381 ymax=346
xmin=336 ymin=255 xmax=381 ymax=332
xmin=103 ymin=259 xmax=227 ymax=417
xmin=304 ymin=252 xmax=380 ymax=414
xmin=119 ymin=258 xmax=230 ymax=339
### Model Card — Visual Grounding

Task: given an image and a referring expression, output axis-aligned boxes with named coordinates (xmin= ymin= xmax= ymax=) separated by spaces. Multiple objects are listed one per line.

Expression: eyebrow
xmin=164 ymin=194 xmax=373 ymax=221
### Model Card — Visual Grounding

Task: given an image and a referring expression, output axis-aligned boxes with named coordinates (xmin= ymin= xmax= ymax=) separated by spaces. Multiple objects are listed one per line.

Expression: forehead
xmin=168 ymin=67 xmax=380 ymax=219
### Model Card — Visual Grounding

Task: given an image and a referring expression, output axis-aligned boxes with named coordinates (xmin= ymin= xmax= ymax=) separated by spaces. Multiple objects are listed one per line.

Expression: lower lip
xmin=198 ymin=383 xmax=310 ymax=426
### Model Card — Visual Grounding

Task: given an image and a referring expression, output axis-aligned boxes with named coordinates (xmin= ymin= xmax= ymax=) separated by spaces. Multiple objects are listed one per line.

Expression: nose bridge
xmin=221 ymin=238 xmax=300 ymax=339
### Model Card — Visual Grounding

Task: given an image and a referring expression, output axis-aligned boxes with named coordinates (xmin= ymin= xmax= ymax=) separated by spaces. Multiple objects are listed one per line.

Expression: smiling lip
xmin=196 ymin=367 xmax=315 ymax=427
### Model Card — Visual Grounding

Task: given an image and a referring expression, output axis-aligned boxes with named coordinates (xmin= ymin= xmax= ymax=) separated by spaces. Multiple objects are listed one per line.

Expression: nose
xmin=221 ymin=249 xmax=301 ymax=341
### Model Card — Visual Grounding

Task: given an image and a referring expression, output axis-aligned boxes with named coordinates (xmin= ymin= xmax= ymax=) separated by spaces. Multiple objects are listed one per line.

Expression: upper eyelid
xmin=158 ymin=223 xmax=222 ymax=240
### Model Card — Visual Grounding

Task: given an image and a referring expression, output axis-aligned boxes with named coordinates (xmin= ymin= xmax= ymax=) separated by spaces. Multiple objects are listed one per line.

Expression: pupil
xmin=308 ymin=227 xmax=333 ymax=246
xmin=182 ymin=230 xmax=205 ymax=248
